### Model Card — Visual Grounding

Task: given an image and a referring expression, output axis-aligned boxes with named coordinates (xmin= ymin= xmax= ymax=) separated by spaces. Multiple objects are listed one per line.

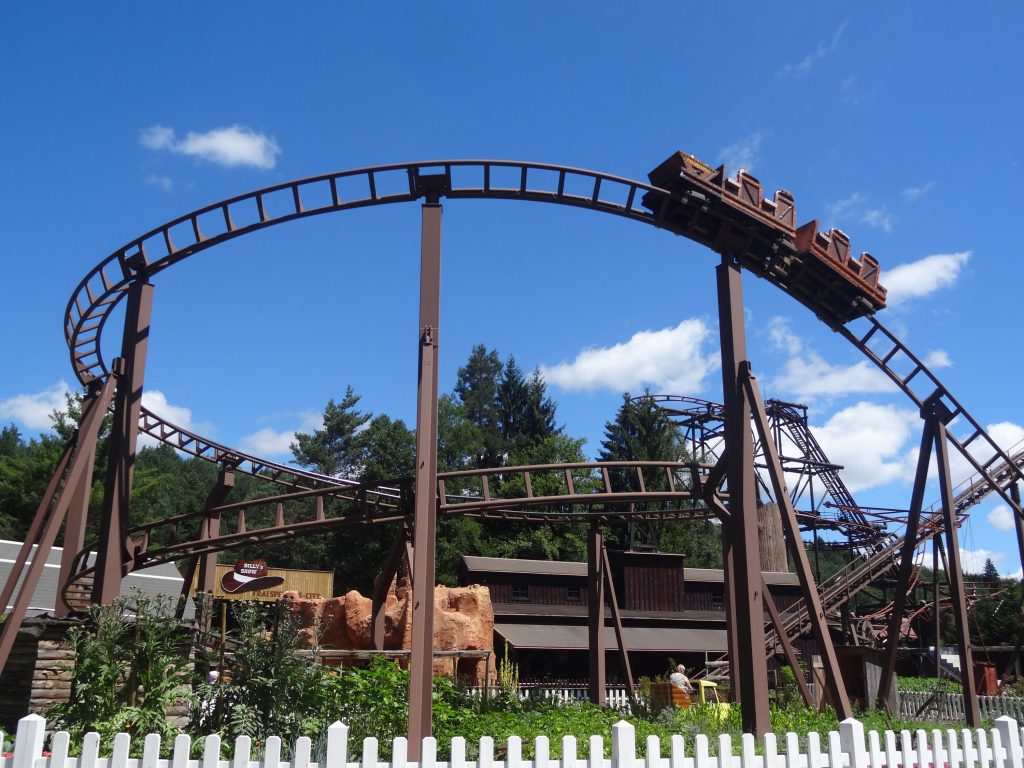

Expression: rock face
xmin=285 ymin=579 xmax=495 ymax=685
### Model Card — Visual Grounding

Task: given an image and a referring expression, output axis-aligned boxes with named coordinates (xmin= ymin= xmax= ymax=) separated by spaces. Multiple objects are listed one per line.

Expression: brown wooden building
xmin=459 ymin=553 xmax=809 ymax=682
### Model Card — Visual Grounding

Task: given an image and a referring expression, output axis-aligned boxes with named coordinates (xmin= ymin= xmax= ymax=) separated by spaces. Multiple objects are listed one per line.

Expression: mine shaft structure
xmin=4 ymin=154 xmax=1024 ymax=738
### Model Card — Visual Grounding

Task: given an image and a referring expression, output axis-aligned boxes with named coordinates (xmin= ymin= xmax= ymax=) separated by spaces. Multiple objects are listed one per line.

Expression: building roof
xmin=683 ymin=568 xmax=800 ymax=586
xmin=492 ymin=602 xmax=725 ymax=623
xmin=0 ymin=540 xmax=193 ymax=618
xmin=495 ymin=622 xmax=728 ymax=652
xmin=463 ymin=555 xmax=800 ymax=586
xmin=462 ymin=556 xmax=587 ymax=577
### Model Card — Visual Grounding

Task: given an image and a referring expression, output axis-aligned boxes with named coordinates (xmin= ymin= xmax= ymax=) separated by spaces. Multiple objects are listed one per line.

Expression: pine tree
xmin=290 ymin=386 xmax=370 ymax=477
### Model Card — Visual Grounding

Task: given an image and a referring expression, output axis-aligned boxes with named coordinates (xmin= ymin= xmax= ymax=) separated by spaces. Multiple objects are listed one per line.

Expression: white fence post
xmin=12 ymin=715 xmax=45 ymax=768
xmin=995 ymin=717 xmax=1023 ymax=768
xmin=611 ymin=721 xmax=636 ymax=768
xmin=839 ymin=718 xmax=868 ymax=768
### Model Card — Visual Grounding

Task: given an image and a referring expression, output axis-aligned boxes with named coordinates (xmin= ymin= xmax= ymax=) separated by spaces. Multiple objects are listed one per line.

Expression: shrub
xmin=47 ymin=592 xmax=191 ymax=752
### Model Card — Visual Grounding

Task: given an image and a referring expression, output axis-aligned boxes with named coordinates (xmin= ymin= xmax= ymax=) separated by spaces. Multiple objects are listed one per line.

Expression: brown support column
xmin=0 ymin=442 xmax=74 ymax=613
xmin=932 ymin=415 xmax=980 ymax=725
xmin=602 ymin=544 xmax=635 ymax=700
xmin=762 ymin=576 xmax=813 ymax=708
xmin=587 ymin=523 xmax=606 ymax=705
xmin=197 ymin=468 xmax=235 ymax=595
xmin=373 ymin=525 xmax=409 ymax=650
xmin=0 ymin=376 xmax=115 ymax=674
xmin=54 ymin=442 xmax=96 ymax=618
xmin=407 ymin=195 xmax=442 ymax=754
xmin=721 ymin=519 xmax=741 ymax=702
xmin=1013 ymin=484 xmax=1024 ymax=591
xmin=877 ymin=420 xmax=935 ymax=712
xmin=94 ymin=280 xmax=154 ymax=603
xmin=933 ymin=536 xmax=941 ymax=680
xmin=743 ymin=366 xmax=852 ymax=719
xmin=716 ymin=257 xmax=770 ymax=734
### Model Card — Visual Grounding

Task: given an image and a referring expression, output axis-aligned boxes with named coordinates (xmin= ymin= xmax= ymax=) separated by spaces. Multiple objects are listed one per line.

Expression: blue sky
xmin=2 ymin=4 xmax=1024 ymax=577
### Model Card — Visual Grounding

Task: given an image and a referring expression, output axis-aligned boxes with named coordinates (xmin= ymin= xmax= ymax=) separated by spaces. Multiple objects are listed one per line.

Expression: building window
xmin=567 ymin=585 xmax=581 ymax=603
xmin=511 ymin=585 xmax=529 ymax=602
xmin=711 ymin=593 xmax=724 ymax=610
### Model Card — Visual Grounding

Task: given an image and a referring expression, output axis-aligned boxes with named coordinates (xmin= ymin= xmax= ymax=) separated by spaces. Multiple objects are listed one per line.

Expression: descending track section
xmin=643 ymin=393 xmax=890 ymax=551
xmin=51 ymin=154 xmax=1024 ymax=674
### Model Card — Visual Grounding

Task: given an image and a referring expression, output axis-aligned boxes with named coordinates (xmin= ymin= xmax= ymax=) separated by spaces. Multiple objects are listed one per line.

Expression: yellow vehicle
xmin=650 ymin=680 xmax=731 ymax=720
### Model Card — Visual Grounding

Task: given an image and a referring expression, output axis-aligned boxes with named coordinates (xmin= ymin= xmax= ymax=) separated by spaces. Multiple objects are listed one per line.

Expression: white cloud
xmin=774 ymin=353 xmax=895 ymax=399
xmin=811 ymin=401 xmax=919 ymax=492
xmin=946 ymin=419 xmax=1024 ymax=493
xmin=717 ymin=132 xmax=764 ymax=173
xmin=987 ymin=505 xmax=1015 ymax=533
xmin=145 ymin=174 xmax=173 ymax=192
xmin=239 ymin=411 xmax=321 ymax=458
xmin=826 ymin=193 xmax=893 ymax=233
xmin=138 ymin=390 xmax=215 ymax=449
xmin=902 ymin=181 xmax=936 ymax=202
xmin=884 ymin=252 xmax=971 ymax=306
xmin=861 ymin=208 xmax=894 ymax=233
xmin=0 ymin=381 xmax=73 ymax=431
xmin=239 ymin=428 xmax=297 ymax=457
xmin=140 ymin=125 xmax=174 ymax=150
xmin=958 ymin=548 xmax=1005 ymax=575
xmin=778 ymin=19 xmax=848 ymax=76
xmin=540 ymin=319 xmax=719 ymax=394
xmin=767 ymin=317 xmax=894 ymax=400
xmin=924 ymin=349 xmax=952 ymax=369
xmin=139 ymin=124 xmax=281 ymax=170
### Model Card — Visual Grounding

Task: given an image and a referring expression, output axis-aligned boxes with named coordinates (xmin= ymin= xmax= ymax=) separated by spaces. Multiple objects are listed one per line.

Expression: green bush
xmin=189 ymin=600 xmax=344 ymax=750
xmin=47 ymin=592 xmax=191 ymax=753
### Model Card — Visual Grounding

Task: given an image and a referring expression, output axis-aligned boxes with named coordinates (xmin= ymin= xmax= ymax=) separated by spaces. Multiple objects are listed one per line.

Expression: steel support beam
xmin=407 ymin=198 xmax=442 ymax=755
xmin=587 ymin=523 xmax=606 ymax=705
xmin=932 ymin=415 xmax=980 ymax=725
xmin=373 ymin=524 xmax=410 ymax=650
xmin=761 ymin=575 xmax=813 ymax=708
xmin=94 ymin=280 xmax=154 ymax=603
xmin=1013 ymin=484 xmax=1024 ymax=597
xmin=716 ymin=257 xmax=770 ymax=734
xmin=197 ymin=469 xmax=235 ymax=596
xmin=877 ymin=420 xmax=934 ymax=712
xmin=54 ymin=442 xmax=97 ymax=618
xmin=742 ymin=365 xmax=852 ymax=719
xmin=0 ymin=376 xmax=115 ymax=674
xmin=602 ymin=544 xmax=635 ymax=701
xmin=0 ymin=442 xmax=74 ymax=614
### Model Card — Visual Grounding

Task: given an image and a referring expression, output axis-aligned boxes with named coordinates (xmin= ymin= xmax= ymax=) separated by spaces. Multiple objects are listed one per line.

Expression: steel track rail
xmin=61 ymin=460 xmax=718 ymax=590
xmin=59 ymin=157 xmax=1024 ymax=622
xmin=65 ymin=161 xmax=670 ymax=384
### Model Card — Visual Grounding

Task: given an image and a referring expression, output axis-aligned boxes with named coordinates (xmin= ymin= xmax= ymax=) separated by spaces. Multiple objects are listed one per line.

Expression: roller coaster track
xmin=644 ymin=394 xmax=889 ymax=550
xmin=52 ymin=158 xmax=1024 ymax=633
xmin=60 ymin=459 xmax=719 ymax=605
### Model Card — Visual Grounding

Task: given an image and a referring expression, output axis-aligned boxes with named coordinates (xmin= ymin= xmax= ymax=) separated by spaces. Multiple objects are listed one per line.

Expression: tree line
xmin=0 ymin=345 xmax=722 ymax=594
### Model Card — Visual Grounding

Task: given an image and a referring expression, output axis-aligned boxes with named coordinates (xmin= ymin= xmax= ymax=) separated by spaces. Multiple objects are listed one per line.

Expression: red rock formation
xmin=285 ymin=579 xmax=494 ymax=685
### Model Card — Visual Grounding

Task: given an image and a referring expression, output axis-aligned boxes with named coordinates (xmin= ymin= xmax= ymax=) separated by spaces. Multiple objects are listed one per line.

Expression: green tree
xmin=599 ymin=392 xmax=721 ymax=565
xmin=453 ymin=345 xmax=504 ymax=468
xmin=497 ymin=359 xmax=558 ymax=453
xmin=357 ymin=414 xmax=416 ymax=484
xmin=290 ymin=386 xmax=369 ymax=477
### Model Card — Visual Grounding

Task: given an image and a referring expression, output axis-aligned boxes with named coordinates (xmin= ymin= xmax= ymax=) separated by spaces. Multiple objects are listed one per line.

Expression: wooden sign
xmin=193 ymin=562 xmax=334 ymax=602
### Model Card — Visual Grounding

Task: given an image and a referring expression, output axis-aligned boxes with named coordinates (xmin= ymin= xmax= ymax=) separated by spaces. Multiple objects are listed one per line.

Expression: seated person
xmin=668 ymin=664 xmax=693 ymax=693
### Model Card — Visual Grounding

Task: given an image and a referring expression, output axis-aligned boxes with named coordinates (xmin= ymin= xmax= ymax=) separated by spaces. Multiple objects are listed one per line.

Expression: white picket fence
xmin=899 ymin=691 xmax=1024 ymax=723
xmin=3 ymin=714 xmax=1024 ymax=768
xmin=468 ymin=686 xmax=632 ymax=709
